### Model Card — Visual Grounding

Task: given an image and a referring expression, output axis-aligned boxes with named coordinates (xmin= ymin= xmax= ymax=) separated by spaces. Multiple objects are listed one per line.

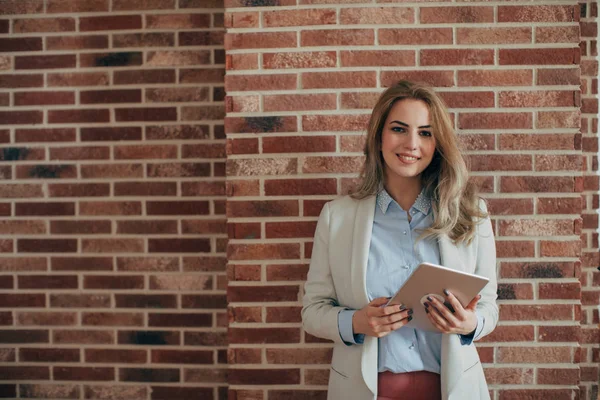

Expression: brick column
xmin=225 ymin=1 xmax=591 ymax=399
xmin=0 ymin=0 xmax=227 ymax=399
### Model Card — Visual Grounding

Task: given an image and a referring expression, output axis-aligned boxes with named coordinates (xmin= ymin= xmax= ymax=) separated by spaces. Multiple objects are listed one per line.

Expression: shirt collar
xmin=376 ymin=187 xmax=432 ymax=215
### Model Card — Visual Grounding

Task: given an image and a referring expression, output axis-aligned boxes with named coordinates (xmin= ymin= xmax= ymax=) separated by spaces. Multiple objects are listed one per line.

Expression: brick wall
xmin=0 ymin=0 xmax=227 ymax=399
xmin=580 ymin=1 xmax=599 ymax=399
xmin=225 ymin=1 xmax=599 ymax=400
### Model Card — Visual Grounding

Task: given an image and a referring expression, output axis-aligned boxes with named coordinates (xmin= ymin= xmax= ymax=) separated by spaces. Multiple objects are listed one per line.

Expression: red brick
xmin=46 ymin=35 xmax=108 ymax=50
xmin=535 ymin=155 xmax=582 ymax=172
xmin=48 ymin=109 xmax=109 ymax=124
xmin=85 ymin=349 xmax=146 ymax=364
xmin=15 ymin=128 xmax=76 ymax=143
xmin=18 ymin=239 xmax=76 ymax=253
xmin=341 ymin=7 xmax=413 ymax=24
xmin=381 ymin=70 xmax=455 ymax=88
xmin=55 ymin=367 xmax=114 ymax=381
xmin=341 ymin=50 xmax=415 ymax=67
xmin=266 ymin=348 xmax=332 ymax=364
xmin=539 ymin=282 xmax=581 ymax=299
xmin=228 ymin=243 xmax=300 ymax=261
xmin=498 ymin=5 xmax=577 ymax=22
xmin=469 ymin=155 xmax=532 ymax=172
xmin=266 ymin=306 xmax=302 ymax=323
xmin=147 ymin=13 xmax=210 ymax=29
xmin=229 ymin=369 xmax=300 ymax=385
xmin=499 ymin=219 xmax=575 ymax=236
xmin=149 ymin=313 xmax=211 ymax=327
xmin=500 ymin=304 xmax=573 ymax=321
xmin=115 ymin=108 xmax=177 ymax=122
xmin=227 ymin=158 xmax=297 ymax=177
xmin=17 ymin=311 xmax=76 ymax=326
xmin=501 ymin=176 xmax=575 ymax=193
xmin=15 ymin=55 xmax=76 ymax=70
xmin=264 ymin=179 xmax=336 ymax=196
xmin=301 ymin=29 xmax=374 ymax=47
xmin=228 ymin=222 xmax=260 ymax=240
xmin=0 ymin=0 xmax=44 ymax=14
xmin=0 ymin=330 xmax=48 ymax=343
xmin=266 ymin=221 xmax=317 ymax=239
xmin=496 ymin=241 xmax=535 ymax=258
xmin=225 ymin=74 xmax=296 ymax=92
xmin=19 ymin=384 xmax=79 ymax=399
xmin=0 ymin=111 xmax=43 ymax=125
xmin=497 ymin=346 xmax=572 ymax=363
xmin=14 ymin=17 xmax=74 ymax=33
xmin=0 ymin=367 xmax=49 ymax=380
xmin=264 ymin=8 xmax=336 ymax=27
xmin=148 ymin=239 xmax=210 ymax=253
xmin=420 ymin=6 xmax=493 ymax=23
xmin=118 ymin=330 xmax=180 ymax=345
xmin=226 ymin=54 xmax=259 ymax=72
xmin=80 ymin=15 xmax=141 ymax=31
xmin=180 ymin=68 xmax=225 ymax=84
xmin=112 ymin=0 xmax=174 ymax=10
xmin=50 ymin=294 xmax=110 ymax=308
xmin=84 ymin=275 xmax=144 ymax=290
xmin=421 ymin=49 xmax=494 ymax=66
xmin=536 ymin=26 xmax=579 ymax=44
xmin=458 ymin=69 xmax=533 ymax=87
xmin=228 ymin=348 xmax=261 ymax=364
xmin=114 ymin=69 xmax=175 ymax=85
xmin=302 ymin=156 xmax=364 ymax=174
xmin=379 ymin=28 xmax=452 ymax=45
xmin=538 ymin=68 xmax=580 ymax=86
xmin=459 ymin=113 xmax=532 ymax=129
xmin=486 ymin=199 xmax=533 ymax=215
xmin=479 ymin=325 xmax=535 ymax=343
xmin=500 ymin=133 xmax=577 ymax=151
xmin=151 ymin=349 xmax=212 ymax=364
xmin=18 ymin=275 xmax=77 ymax=289
xmin=228 ymin=265 xmax=261 ymax=282
xmin=151 ymin=387 xmax=212 ymax=399
xmin=226 ymin=32 xmax=296 ymax=50
xmin=20 ymin=348 xmax=79 ymax=363
xmin=0 ymin=37 xmax=42 ymax=52
xmin=500 ymin=91 xmax=578 ymax=108
xmin=500 ymin=48 xmax=579 ymax=65
xmin=457 ymin=28 xmax=531 ymax=44
xmin=53 ymin=329 xmax=114 ymax=345
xmin=440 ymin=92 xmax=495 ymax=109
xmin=538 ymin=368 xmax=579 ymax=385
xmin=484 ymin=368 xmax=534 ymax=386
xmin=82 ymin=312 xmax=144 ymax=326
xmin=229 ymin=285 xmax=299 ymax=302
xmin=0 ymin=74 xmax=44 ymax=88
xmin=48 ymin=72 xmax=109 ymax=87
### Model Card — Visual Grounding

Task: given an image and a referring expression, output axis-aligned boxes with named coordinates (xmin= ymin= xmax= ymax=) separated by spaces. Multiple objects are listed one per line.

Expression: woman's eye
xmin=420 ymin=131 xmax=432 ymax=137
xmin=392 ymin=127 xmax=405 ymax=133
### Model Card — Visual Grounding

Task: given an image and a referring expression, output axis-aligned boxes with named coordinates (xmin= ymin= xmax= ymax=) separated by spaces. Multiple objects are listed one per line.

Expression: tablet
xmin=386 ymin=262 xmax=489 ymax=333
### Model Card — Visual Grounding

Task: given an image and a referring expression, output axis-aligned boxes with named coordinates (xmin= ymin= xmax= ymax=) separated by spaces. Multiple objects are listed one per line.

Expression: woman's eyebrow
xmin=390 ymin=120 xmax=431 ymax=129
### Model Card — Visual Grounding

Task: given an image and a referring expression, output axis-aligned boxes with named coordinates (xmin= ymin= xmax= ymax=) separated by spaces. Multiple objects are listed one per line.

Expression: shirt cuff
xmin=459 ymin=313 xmax=484 ymax=346
xmin=338 ymin=309 xmax=365 ymax=345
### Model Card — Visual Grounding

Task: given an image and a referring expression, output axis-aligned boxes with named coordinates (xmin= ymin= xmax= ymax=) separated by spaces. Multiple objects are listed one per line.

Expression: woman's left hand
xmin=425 ymin=290 xmax=480 ymax=335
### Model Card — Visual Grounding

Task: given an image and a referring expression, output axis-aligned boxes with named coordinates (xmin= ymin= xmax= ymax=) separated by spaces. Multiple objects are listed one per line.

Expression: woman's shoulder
xmin=325 ymin=193 xmax=374 ymax=213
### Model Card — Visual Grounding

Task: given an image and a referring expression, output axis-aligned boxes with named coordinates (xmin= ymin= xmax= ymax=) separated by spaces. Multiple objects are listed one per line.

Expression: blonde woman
xmin=301 ymin=80 xmax=498 ymax=400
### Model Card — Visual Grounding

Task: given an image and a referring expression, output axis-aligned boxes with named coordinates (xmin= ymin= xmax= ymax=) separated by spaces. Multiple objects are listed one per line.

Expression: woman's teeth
xmin=397 ymin=155 xmax=418 ymax=161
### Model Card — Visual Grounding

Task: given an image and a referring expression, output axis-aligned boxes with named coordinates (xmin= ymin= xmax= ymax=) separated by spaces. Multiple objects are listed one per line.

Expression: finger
xmin=425 ymin=306 xmax=447 ymax=332
xmin=427 ymin=296 xmax=459 ymax=327
xmin=369 ymin=297 xmax=390 ymax=307
xmin=387 ymin=314 xmax=413 ymax=331
xmin=426 ymin=302 xmax=453 ymax=332
xmin=443 ymin=289 xmax=466 ymax=318
xmin=465 ymin=294 xmax=481 ymax=312
xmin=378 ymin=309 xmax=412 ymax=326
xmin=374 ymin=303 xmax=406 ymax=317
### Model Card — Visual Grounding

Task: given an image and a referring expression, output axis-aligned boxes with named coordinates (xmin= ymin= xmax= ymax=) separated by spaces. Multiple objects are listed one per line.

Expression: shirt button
xmin=403 ymin=230 xmax=407 ymax=235
xmin=409 ymin=343 xmax=415 ymax=350
xmin=403 ymin=265 xmax=410 ymax=269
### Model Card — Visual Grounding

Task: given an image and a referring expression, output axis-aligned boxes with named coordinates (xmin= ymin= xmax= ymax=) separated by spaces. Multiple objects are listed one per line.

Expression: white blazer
xmin=301 ymin=195 xmax=498 ymax=400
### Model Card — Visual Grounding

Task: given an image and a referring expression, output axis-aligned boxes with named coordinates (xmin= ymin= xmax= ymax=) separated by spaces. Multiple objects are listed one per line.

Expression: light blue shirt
xmin=338 ymin=189 xmax=483 ymax=374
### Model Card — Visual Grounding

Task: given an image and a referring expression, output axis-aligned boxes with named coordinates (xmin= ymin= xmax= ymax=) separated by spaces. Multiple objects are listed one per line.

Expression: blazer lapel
xmin=350 ymin=195 xmax=375 ymax=306
xmin=350 ymin=195 xmax=378 ymax=396
xmin=439 ymin=233 xmax=464 ymax=397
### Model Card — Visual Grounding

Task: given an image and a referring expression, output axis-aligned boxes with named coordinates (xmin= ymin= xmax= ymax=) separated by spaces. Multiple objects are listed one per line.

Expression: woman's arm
xmin=301 ymin=202 xmax=349 ymax=345
xmin=472 ymin=199 xmax=499 ymax=340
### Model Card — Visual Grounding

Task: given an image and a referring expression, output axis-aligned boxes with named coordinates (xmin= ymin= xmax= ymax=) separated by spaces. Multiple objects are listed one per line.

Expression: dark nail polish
xmin=408 ymin=309 xmax=413 ymax=315
xmin=427 ymin=296 xmax=433 ymax=302
xmin=408 ymin=316 xmax=413 ymax=321
xmin=424 ymin=302 xmax=429 ymax=308
xmin=443 ymin=289 xmax=449 ymax=296
xmin=425 ymin=309 xmax=429 ymax=314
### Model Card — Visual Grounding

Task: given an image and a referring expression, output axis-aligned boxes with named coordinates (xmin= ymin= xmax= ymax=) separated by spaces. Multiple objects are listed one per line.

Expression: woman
xmin=301 ymin=80 xmax=498 ymax=400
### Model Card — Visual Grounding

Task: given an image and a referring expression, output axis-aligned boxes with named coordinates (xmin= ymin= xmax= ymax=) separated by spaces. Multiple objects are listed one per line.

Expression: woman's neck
xmin=384 ymin=175 xmax=422 ymax=212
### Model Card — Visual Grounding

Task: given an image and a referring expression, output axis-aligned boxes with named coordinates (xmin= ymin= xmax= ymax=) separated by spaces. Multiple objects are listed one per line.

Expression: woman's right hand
xmin=352 ymin=297 xmax=413 ymax=338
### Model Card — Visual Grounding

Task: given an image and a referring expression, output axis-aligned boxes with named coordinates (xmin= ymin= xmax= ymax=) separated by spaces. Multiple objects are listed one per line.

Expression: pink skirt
xmin=377 ymin=370 xmax=441 ymax=400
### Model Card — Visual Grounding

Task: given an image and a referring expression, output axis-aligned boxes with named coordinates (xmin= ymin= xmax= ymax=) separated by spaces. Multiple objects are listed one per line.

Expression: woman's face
xmin=380 ymin=98 xmax=437 ymax=185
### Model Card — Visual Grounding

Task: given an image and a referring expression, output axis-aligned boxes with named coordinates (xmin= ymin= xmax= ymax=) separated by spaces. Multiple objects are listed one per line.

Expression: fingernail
xmin=408 ymin=309 xmax=413 ymax=315
xmin=424 ymin=302 xmax=429 ymax=308
xmin=408 ymin=316 xmax=413 ymax=321
xmin=427 ymin=296 xmax=433 ymax=302
xmin=425 ymin=309 xmax=429 ymax=314
xmin=443 ymin=289 xmax=449 ymax=296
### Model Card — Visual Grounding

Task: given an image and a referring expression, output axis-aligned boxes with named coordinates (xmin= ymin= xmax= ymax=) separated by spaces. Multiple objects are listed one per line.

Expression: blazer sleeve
xmin=473 ymin=198 xmax=499 ymax=341
xmin=301 ymin=202 xmax=350 ymax=345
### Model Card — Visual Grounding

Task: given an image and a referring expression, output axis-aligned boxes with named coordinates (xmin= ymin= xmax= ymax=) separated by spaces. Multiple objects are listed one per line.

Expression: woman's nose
xmin=405 ymin=131 xmax=419 ymax=150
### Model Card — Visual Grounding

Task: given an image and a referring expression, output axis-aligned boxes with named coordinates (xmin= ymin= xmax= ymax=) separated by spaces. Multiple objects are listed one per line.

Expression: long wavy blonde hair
xmin=351 ymin=80 xmax=486 ymax=244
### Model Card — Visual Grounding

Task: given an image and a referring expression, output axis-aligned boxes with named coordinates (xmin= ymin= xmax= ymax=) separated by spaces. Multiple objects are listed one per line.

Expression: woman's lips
xmin=396 ymin=154 xmax=420 ymax=164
